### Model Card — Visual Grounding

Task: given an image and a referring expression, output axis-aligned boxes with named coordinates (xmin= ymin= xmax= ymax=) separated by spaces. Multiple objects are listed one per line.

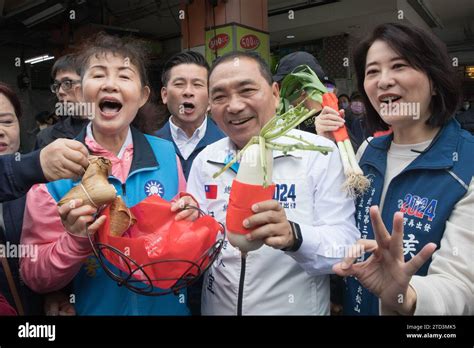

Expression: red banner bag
xmin=92 ymin=195 xmax=224 ymax=295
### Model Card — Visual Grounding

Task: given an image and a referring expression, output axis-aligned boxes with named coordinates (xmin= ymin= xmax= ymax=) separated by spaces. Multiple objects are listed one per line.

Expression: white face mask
xmin=462 ymin=103 xmax=470 ymax=111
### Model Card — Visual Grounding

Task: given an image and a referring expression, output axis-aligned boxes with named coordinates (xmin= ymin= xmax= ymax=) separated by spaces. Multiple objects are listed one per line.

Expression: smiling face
xmin=0 ymin=93 xmax=20 ymax=155
xmin=209 ymin=57 xmax=280 ymax=149
xmin=364 ymin=40 xmax=433 ymax=127
xmin=161 ymin=63 xmax=209 ymax=130
xmin=80 ymin=53 xmax=150 ymax=138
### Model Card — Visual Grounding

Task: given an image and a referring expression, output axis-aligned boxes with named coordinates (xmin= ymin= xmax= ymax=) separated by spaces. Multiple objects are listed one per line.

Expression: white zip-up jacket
xmin=187 ymin=130 xmax=360 ymax=315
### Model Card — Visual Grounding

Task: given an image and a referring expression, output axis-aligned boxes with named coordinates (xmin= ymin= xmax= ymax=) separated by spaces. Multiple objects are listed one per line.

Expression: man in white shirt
xmin=154 ymin=51 xmax=224 ymax=315
xmin=187 ymin=51 xmax=359 ymax=315
xmin=155 ymin=51 xmax=224 ymax=179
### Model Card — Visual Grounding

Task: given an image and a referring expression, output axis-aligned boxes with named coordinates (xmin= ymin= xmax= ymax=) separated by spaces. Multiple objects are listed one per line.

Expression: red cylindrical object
xmin=226 ymin=180 xmax=276 ymax=235
xmin=322 ymin=92 xmax=349 ymax=142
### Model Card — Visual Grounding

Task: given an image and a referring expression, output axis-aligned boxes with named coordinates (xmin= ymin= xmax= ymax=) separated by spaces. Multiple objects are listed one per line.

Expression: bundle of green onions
xmin=321 ymin=92 xmax=370 ymax=197
xmin=212 ymin=65 xmax=333 ymax=254
xmin=278 ymin=65 xmax=327 ymax=114
xmin=279 ymin=64 xmax=369 ymax=197
xmin=212 ymin=97 xmax=333 ymax=186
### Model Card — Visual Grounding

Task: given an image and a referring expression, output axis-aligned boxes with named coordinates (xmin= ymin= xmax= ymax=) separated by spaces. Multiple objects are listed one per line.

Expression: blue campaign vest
xmin=344 ymin=119 xmax=474 ymax=315
xmin=46 ymin=128 xmax=189 ymax=315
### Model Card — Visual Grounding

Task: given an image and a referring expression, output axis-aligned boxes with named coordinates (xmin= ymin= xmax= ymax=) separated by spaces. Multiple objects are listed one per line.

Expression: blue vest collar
xmin=155 ymin=120 xmax=172 ymax=140
xmin=75 ymin=125 xmax=159 ymax=173
xmin=155 ymin=120 xmax=182 ymax=159
xmin=361 ymin=118 xmax=460 ymax=174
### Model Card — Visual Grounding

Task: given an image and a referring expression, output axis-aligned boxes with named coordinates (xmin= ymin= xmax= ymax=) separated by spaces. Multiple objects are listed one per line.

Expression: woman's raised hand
xmin=333 ymin=206 xmax=437 ymax=315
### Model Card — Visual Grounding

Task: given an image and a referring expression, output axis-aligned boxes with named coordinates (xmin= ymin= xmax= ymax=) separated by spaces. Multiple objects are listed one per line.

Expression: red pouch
xmin=226 ymin=179 xmax=276 ymax=235
xmin=96 ymin=195 xmax=223 ymax=290
xmin=0 ymin=293 xmax=17 ymax=316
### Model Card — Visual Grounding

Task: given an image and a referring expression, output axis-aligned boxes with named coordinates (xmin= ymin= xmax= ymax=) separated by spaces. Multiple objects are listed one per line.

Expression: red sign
xmin=240 ymin=34 xmax=260 ymax=50
xmin=209 ymin=33 xmax=229 ymax=50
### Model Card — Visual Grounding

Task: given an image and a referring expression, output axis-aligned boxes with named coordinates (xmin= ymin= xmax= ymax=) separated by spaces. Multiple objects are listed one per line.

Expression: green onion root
xmin=338 ymin=140 xmax=370 ymax=198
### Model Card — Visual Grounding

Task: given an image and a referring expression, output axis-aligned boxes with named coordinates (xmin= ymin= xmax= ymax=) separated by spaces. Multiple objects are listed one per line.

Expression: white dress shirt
xmin=187 ymin=130 xmax=359 ymax=314
xmin=169 ymin=116 xmax=207 ymax=160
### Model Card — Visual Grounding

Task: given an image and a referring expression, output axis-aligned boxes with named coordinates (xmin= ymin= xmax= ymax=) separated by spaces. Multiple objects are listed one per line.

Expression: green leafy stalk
xmin=212 ymin=139 xmax=256 ymax=179
xmin=213 ymin=64 xmax=333 ymax=186
xmin=265 ymin=108 xmax=316 ymax=141
xmin=259 ymin=136 xmax=267 ymax=185
xmin=262 ymin=95 xmax=316 ymax=139
xmin=278 ymin=65 xmax=327 ymax=114
xmin=265 ymin=141 xmax=331 ymax=155
xmin=282 ymin=65 xmax=370 ymax=197
xmin=282 ymin=133 xmax=320 ymax=147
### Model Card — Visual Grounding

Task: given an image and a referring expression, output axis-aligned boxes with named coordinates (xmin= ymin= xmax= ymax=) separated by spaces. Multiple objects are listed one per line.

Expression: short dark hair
xmin=209 ymin=51 xmax=273 ymax=86
xmin=35 ymin=111 xmax=52 ymax=124
xmin=0 ymin=82 xmax=22 ymax=119
xmin=353 ymin=22 xmax=460 ymax=134
xmin=77 ymin=32 xmax=149 ymax=86
xmin=51 ymin=54 xmax=81 ymax=79
xmin=161 ymin=51 xmax=210 ymax=86
xmin=350 ymin=92 xmax=363 ymax=102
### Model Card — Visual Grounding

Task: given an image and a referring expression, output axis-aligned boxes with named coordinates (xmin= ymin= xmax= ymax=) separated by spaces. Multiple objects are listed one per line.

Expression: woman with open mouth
xmin=20 ymin=33 xmax=197 ymax=316
xmin=316 ymin=22 xmax=474 ymax=315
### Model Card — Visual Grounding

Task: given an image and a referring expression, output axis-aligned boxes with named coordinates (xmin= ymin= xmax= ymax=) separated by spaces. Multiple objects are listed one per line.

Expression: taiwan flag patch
xmin=205 ymin=184 xmax=218 ymax=199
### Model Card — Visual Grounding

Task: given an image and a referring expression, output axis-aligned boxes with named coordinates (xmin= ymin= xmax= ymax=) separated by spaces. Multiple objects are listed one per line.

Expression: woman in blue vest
xmin=316 ymin=23 xmax=473 ymax=315
xmin=20 ymin=33 xmax=197 ymax=315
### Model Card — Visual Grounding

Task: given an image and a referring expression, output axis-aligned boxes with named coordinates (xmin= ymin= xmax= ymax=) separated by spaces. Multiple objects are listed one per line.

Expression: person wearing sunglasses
xmin=35 ymin=54 xmax=89 ymax=149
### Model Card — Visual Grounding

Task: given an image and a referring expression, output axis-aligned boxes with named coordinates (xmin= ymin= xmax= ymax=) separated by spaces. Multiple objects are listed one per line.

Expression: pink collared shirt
xmin=20 ymin=131 xmax=186 ymax=293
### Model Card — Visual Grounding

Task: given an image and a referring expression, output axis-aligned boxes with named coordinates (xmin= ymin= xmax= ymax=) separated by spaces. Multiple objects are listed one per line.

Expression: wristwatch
xmin=282 ymin=220 xmax=303 ymax=252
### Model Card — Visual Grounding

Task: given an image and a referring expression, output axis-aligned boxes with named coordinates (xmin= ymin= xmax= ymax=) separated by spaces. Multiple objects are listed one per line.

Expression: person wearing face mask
xmin=273 ymin=51 xmax=336 ymax=134
xmin=342 ymin=93 xmax=370 ymax=150
xmin=338 ymin=94 xmax=350 ymax=111
xmin=349 ymin=93 xmax=366 ymax=115
xmin=273 ymin=52 xmax=362 ymax=156
xmin=187 ymin=51 xmax=359 ymax=315
xmin=456 ymin=100 xmax=474 ymax=134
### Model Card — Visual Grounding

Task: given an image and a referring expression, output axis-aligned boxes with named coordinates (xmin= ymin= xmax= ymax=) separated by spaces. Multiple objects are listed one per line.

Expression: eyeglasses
xmin=50 ymin=79 xmax=81 ymax=93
